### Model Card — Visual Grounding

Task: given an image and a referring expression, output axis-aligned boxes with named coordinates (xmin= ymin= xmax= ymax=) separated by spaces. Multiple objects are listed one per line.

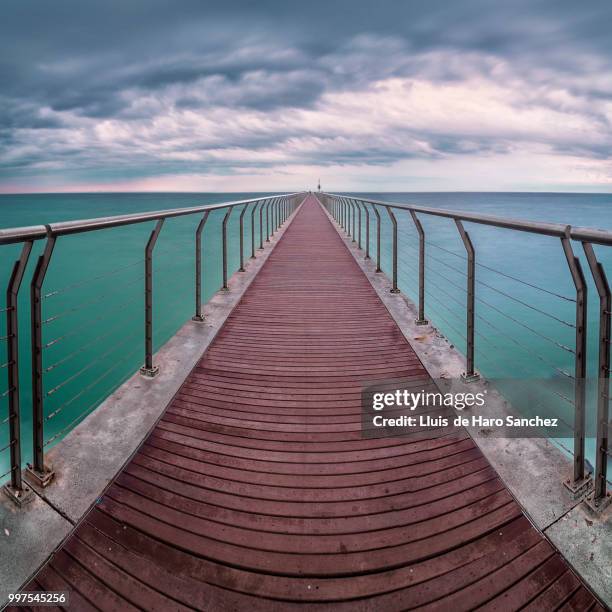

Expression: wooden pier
xmin=12 ymin=197 xmax=604 ymax=610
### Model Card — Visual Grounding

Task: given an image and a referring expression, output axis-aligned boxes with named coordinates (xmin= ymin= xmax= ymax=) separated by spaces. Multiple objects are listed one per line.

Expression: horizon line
xmin=1 ymin=189 xmax=612 ymax=196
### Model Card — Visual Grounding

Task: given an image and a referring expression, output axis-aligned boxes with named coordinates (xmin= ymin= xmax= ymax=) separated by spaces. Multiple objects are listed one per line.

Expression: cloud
xmin=1 ymin=0 xmax=612 ymax=191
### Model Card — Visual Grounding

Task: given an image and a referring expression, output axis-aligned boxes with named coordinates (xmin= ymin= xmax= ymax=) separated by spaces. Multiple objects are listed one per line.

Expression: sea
xmin=1 ymin=191 xmax=611 ymax=483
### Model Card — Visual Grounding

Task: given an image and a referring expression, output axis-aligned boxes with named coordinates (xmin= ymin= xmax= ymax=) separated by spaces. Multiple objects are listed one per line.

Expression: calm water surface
xmin=1 ymin=192 xmax=611 ymax=481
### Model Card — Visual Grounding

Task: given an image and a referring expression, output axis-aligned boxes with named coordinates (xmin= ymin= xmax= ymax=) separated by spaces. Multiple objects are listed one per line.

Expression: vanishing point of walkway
xmin=15 ymin=197 xmax=603 ymax=610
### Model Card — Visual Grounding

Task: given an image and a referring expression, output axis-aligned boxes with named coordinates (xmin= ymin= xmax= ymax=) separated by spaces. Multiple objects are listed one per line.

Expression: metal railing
xmin=320 ymin=192 xmax=611 ymax=512
xmin=0 ymin=192 xmax=305 ymax=504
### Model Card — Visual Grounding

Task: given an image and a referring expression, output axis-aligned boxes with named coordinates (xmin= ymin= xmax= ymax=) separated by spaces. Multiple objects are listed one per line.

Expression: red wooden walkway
xmin=16 ymin=196 xmax=603 ymax=610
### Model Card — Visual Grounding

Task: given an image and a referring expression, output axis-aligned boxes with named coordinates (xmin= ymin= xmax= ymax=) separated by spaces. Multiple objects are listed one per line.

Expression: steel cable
xmin=400 ymin=237 xmax=575 ymax=327
xmin=43 ymin=274 xmax=144 ymax=325
xmin=45 ymin=329 xmax=140 ymax=404
xmin=44 ymin=312 xmax=140 ymax=373
xmin=43 ymin=258 xmax=144 ymax=300
xmin=44 ymin=292 xmax=141 ymax=350
xmin=397 ymin=263 xmax=575 ymax=378
xmin=399 ymin=238 xmax=576 ymax=349
xmin=427 ymin=241 xmax=575 ymax=303
xmin=43 ymin=343 xmax=142 ymax=447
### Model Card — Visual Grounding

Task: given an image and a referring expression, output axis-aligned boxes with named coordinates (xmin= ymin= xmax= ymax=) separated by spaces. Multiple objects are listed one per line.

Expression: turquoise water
xmin=0 ymin=193 xmax=274 ymax=482
xmin=350 ymin=192 xmax=612 ymax=478
xmin=1 ymin=191 xmax=611 ymax=483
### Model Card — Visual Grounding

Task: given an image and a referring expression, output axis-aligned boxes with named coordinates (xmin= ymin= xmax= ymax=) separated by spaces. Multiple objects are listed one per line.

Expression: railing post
xmin=385 ymin=207 xmax=400 ymax=293
xmin=344 ymin=198 xmax=350 ymax=237
xmin=140 ymin=219 xmax=164 ymax=378
xmin=273 ymin=198 xmax=277 ymax=232
xmin=275 ymin=198 xmax=278 ymax=230
xmin=2 ymin=241 xmax=34 ymax=504
xmin=355 ymin=199 xmax=362 ymax=249
xmin=259 ymin=198 xmax=266 ymax=249
xmin=582 ymin=242 xmax=611 ymax=511
xmin=560 ymin=231 xmax=590 ymax=496
xmin=351 ymin=200 xmax=356 ymax=242
xmin=27 ymin=228 xmax=57 ymax=487
xmin=455 ymin=220 xmax=479 ymax=382
xmin=251 ymin=202 xmax=259 ymax=259
xmin=363 ymin=202 xmax=370 ymax=259
xmin=265 ymin=200 xmax=271 ymax=242
xmin=343 ymin=198 xmax=348 ymax=233
xmin=239 ymin=203 xmax=249 ymax=272
xmin=373 ymin=205 xmax=382 ymax=272
xmin=222 ymin=207 xmax=233 ymax=289
xmin=410 ymin=210 xmax=428 ymax=326
xmin=192 ymin=211 xmax=210 ymax=322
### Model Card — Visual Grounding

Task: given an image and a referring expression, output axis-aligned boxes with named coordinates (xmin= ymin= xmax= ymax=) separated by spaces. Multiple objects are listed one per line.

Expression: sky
xmin=1 ymin=0 xmax=612 ymax=193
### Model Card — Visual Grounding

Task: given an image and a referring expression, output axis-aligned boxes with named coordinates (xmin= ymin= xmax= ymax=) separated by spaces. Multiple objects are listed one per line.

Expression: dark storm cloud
xmin=1 ymin=0 xmax=612 ymax=189
xmin=3 ymin=0 xmax=611 ymax=115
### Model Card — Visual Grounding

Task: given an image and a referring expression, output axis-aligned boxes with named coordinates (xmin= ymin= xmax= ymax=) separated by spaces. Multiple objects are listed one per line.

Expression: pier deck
xmin=14 ymin=197 xmax=603 ymax=610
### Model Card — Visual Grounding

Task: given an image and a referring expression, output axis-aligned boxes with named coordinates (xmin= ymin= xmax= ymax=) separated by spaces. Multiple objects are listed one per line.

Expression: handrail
xmin=320 ymin=191 xmax=610 ymax=513
xmin=0 ymin=190 xmax=307 ymax=504
xmin=324 ymin=191 xmax=612 ymax=244
xmin=0 ymin=193 xmax=304 ymax=244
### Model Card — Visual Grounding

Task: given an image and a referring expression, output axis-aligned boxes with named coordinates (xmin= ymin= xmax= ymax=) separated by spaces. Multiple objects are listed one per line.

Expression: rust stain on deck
xmin=13 ymin=197 xmax=604 ymax=610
